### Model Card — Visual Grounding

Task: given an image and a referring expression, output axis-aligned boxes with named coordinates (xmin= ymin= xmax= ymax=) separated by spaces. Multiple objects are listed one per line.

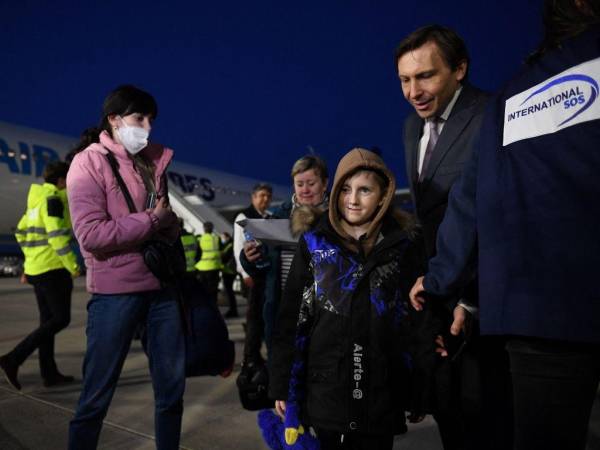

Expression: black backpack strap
xmin=160 ymin=172 xmax=170 ymax=202
xmin=105 ymin=150 xmax=137 ymax=214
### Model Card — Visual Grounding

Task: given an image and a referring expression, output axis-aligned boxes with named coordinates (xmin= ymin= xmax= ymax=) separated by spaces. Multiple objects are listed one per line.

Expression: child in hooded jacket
xmin=269 ymin=148 xmax=425 ymax=449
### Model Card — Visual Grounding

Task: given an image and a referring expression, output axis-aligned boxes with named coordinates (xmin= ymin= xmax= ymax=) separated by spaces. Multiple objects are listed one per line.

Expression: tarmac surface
xmin=0 ymin=276 xmax=598 ymax=449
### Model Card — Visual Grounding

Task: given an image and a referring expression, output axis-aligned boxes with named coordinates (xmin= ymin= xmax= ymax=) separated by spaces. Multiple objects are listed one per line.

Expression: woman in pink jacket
xmin=66 ymin=85 xmax=185 ymax=450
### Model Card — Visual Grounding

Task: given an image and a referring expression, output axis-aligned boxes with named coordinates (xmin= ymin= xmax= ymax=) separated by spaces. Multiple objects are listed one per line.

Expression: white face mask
xmin=117 ymin=117 xmax=149 ymax=155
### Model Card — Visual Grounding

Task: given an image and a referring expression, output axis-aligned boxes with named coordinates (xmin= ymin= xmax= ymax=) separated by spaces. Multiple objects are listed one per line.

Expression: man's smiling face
xmin=397 ymin=40 xmax=466 ymax=119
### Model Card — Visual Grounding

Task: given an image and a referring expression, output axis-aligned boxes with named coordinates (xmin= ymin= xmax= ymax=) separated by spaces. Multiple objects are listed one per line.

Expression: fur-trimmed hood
xmin=330 ymin=148 xmax=395 ymax=240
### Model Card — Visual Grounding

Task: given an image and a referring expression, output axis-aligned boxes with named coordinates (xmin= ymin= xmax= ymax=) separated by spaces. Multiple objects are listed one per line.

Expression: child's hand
xmin=275 ymin=400 xmax=286 ymax=419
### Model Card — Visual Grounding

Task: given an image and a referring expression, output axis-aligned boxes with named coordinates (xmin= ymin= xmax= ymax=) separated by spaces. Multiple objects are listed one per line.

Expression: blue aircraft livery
xmin=0 ymin=138 xmax=61 ymax=177
xmin=167 ymin=172 xmax=215 ymax=201
xmin=0 ymin=137 xmax=218 ymax=202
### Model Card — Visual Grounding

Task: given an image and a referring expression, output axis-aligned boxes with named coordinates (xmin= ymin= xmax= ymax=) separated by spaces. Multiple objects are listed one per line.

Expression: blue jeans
xmin=68 ymin=288 xmax=185 ymax=450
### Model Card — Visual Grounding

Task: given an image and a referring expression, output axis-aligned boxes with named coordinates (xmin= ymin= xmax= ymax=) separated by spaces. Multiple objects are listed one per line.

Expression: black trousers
xmin=243 ymin=278 xmax=266 ymax=363
xmin=433 ymin=335 xmax=513 ymax=450
xmin=222 ymin=272 xmax=237 ymax=313
xmin=315 ymin=428 xmax=393 ymax=450
xmin=431 ymin=354 xmax=470 ymax=450
xmin=8 ymin=269 xmax=72 ymax=379
xmin=507 ymin=337 xmax=600 ymax=450
xmin=198 ymin=270 xmax=220 ymax=304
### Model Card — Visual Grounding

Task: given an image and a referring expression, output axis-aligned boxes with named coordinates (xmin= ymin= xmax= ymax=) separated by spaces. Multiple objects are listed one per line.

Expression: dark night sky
xmin=2 ymin=0 xmax=542 ymax=188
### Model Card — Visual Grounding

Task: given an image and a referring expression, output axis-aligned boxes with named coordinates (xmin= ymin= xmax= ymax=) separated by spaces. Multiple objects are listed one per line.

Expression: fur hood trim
xmin=290 ymin=205 xmax=326 ymax=238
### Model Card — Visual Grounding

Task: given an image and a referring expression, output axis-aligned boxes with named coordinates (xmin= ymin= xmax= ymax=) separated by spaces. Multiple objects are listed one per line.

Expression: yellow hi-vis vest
xmin=195 ymin=233 xmax=222 ymax=272
xmin=15 ymin=183 xmax=79 ymax=276
xmin=180 ymin=233 xmax=198 ymax=272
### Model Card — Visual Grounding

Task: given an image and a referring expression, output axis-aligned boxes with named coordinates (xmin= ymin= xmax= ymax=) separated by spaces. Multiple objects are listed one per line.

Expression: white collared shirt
xmin=417 ymin=86 xmax=463 ymax=176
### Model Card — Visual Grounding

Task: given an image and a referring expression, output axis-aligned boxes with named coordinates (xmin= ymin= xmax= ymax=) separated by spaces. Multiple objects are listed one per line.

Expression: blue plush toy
xmin=258 ymin=409 xmax=320 ymax=450
xmin=258 ymin=289 xmax=319 ymax=449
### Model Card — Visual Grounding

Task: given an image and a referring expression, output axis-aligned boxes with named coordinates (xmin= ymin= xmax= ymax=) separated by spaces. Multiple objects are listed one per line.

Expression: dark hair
xmin=252 ymin=183 xmax=273 ymax=195
xmin=43 ymin=161 xmax=70 ymax=185
xmin=290 ymin=155 xmax=329 ymax=183
xmin=394 ymin=25 xmax=470 ymax=79
xmin=203 ymin=222 xmax=214 ymax=233
xmin=528 ymin=0 xmax=600 ymax=62
xmin=71 ymin=85 xmax=158 ymax=155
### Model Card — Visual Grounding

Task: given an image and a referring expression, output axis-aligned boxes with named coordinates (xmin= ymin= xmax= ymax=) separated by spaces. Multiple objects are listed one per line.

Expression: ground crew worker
xmin=179 ymin=219 xmax=199 ymax=274
xmin=0 ymin=161 xmax=80 ymax=390
xmin=195 ymin=221 xmax=222 ymax=304
xmin=178 ymin=218 xmax=200 ymax=304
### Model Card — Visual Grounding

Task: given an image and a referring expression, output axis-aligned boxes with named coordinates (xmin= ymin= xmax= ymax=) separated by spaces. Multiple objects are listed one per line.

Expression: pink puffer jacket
xmin=67 ymin=131 xmax=176 ymax=294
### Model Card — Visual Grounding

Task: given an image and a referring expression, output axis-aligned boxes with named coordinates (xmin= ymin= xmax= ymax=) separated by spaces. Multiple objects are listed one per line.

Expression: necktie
xmin=419 ymin=117 xmax=440 ymax=182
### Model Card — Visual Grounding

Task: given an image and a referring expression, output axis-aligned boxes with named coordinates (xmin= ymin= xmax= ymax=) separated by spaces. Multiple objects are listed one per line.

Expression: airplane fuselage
xmin=0 ymin=121 xmax=289 ymax=253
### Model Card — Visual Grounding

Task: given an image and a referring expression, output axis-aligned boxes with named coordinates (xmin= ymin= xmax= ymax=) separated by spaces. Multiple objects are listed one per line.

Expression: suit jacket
xmin=403 ymin=83 xmax=489 ymax=260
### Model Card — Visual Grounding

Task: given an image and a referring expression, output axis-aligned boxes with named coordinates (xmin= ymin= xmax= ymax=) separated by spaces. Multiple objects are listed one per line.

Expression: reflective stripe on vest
xmin=15 ymin=227 xmax=47 ymax=235
xmin=48 ymin=229 xmax=71 ymax=238
xmin=19 ymin=239 xmax=49 ymax=247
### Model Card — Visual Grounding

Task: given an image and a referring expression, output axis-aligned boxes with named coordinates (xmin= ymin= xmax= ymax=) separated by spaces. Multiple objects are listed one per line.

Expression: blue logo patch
xmin=518 ymin=74 xmax=598 ymax=127
xmin=503 ymin=57 xmax=600 ymax=146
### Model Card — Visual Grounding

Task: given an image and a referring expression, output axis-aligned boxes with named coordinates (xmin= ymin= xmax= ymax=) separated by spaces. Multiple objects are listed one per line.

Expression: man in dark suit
xmin=396 ymin=25 xmax=511 ymax=450
xmin=398 ymin=25 xmax=487 ymax=260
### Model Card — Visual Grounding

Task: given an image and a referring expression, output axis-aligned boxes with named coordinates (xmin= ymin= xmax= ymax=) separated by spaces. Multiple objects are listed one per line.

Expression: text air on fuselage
xmin=0 ymin=138 xmax=61 ymax=178
xmin=0 ymin=136 xmax=216 ymax=202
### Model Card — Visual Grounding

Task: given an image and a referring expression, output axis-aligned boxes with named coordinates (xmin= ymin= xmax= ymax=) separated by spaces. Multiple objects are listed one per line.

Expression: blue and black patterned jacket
xmin=269 ymin=211 xmax=427 ymax=434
